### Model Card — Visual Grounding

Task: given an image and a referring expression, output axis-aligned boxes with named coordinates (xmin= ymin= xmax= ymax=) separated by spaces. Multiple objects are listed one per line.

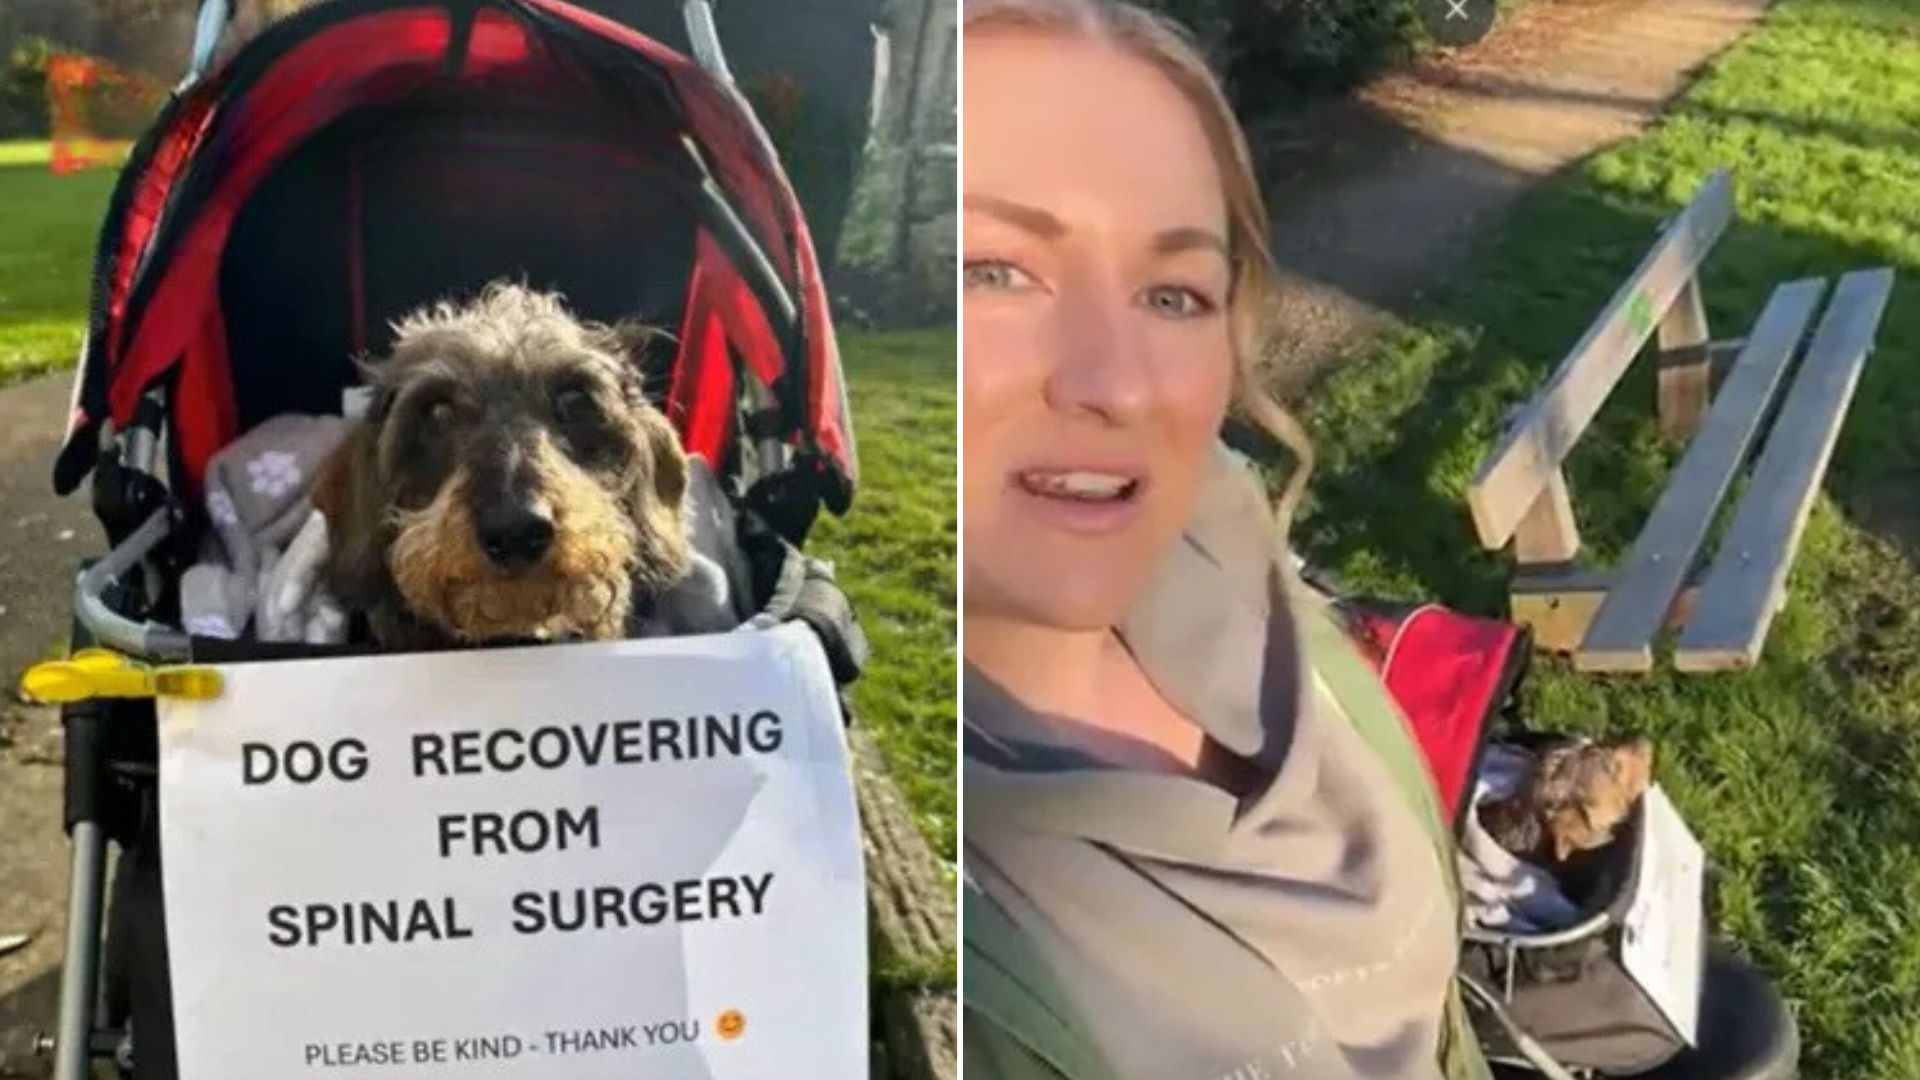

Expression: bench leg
xmin=1512 ymin=470 xmax=1581 ymax=565
xmin=1657 ymin=275 xmax=1713 ymax=439
xmin=1510 ymin=585 xmax=1607 ymax=654
xmin=1509 ymin=472 xmax=1586 ymax=652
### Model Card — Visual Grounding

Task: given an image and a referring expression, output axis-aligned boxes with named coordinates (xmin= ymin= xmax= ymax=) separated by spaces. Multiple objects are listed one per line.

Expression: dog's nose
xmin=476 ymin=504 xmax=555 ymax=569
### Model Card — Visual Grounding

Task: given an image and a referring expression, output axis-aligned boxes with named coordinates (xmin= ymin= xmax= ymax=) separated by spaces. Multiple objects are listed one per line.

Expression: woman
xmin=961 ymin=3 xmax=1489 ymax=1078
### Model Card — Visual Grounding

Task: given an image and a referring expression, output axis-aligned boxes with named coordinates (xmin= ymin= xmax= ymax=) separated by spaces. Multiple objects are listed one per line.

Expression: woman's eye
xmin=963 ymin=259 xmax=1037 ymax=292
xmin=555 ymin=387 xmax=600 ymax=425
xmin=1140 ymin=284 xmax=1216 ymax=319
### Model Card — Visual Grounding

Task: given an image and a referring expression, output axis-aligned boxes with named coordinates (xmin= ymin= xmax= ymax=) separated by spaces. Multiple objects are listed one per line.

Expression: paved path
xmin=0 ymin=371 xmax=101 ymax=1075
xmin=1254 ymin=0 xmax=1772 ymax=388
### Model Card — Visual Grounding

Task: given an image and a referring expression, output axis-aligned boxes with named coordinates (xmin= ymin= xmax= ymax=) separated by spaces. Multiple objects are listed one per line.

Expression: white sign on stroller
xmin=158 ymin=623 xmax=866 ymax=1079
xmin=1620 ymin=784 xmax=1705 ymax=1044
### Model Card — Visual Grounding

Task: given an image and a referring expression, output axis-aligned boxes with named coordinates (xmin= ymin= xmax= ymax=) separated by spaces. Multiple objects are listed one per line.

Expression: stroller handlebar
xmin=177 ymin=1 xmax=735 ymax=92
xmin=178 ymin=0 xmax=234 ymax=93
xmin=682 ymin=1 xmax=735 ymax=84
xmin=77 ymin=510 xmax=191 ymax=662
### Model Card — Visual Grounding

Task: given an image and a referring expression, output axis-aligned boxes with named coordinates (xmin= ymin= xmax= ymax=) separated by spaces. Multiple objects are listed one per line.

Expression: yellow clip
xmin=20 ymin=649 xmax=223 ymax=705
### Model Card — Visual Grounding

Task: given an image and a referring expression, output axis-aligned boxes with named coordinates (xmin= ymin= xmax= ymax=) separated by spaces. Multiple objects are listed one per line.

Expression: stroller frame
xmin=45 ymin=3 xmax=831 ymax=1076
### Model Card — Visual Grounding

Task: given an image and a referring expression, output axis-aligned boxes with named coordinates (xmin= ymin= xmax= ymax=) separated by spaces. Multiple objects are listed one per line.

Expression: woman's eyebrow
xmin=1152 ymin=226 xmax=1228 ymax=258
xmin=964 ymin=194 xmax=1066 ymax=239
xmin=965 ymin=195 xmax=1226 ymax=261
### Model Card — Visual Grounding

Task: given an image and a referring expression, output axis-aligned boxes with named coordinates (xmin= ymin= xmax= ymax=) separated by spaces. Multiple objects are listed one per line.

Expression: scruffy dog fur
xmin=1479 ymin=735 xmax=1654 ymax=865
xmin=313 ymin=283 xmax=688 ymax=650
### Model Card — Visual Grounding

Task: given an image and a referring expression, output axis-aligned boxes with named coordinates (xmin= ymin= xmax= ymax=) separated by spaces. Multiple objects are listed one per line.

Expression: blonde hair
xmin=964 ymin=0 xmax=1314 ymax=530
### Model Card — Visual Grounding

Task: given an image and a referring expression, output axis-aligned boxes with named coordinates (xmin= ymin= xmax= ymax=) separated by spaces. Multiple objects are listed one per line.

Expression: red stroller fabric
xmin=56 ymin=0 xmax=853 ymax=508
xmin=1337 ymin=600 xmax=1528 ymax=825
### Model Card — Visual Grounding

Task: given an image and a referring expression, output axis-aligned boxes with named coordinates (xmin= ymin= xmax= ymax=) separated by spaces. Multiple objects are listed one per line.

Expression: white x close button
xmin=1418 ymin=0 xmax=1496 ymax=45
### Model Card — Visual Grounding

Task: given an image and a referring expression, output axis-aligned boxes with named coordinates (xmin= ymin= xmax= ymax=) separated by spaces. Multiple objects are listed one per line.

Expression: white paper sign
xmin=1620 ymin=784 xmax=1704 ymax=1044
xmin=159 ymin=623 xmax=866 ymax=1079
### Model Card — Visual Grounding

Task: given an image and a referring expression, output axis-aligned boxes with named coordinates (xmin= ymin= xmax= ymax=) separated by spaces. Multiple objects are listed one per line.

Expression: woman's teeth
xmin=1018 ymin=470 xmax=1138 ymax=501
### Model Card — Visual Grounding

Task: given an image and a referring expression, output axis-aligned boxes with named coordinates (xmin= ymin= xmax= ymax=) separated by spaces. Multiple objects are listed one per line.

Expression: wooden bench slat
xmin=1575 ymin=278 xmax=1827 ymax=673
xmin=1467 ymin=171 xmax=1735 ymax=549
xmin=1675 ymin=267 xmax=1896 ymax=672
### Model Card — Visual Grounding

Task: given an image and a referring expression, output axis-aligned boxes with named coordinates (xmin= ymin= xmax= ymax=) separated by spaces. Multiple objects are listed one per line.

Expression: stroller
xmin=38 ymin=1 xmax=866 ymax=1076
xmin=1322 ymin=581 xmax=1800 ymax=1080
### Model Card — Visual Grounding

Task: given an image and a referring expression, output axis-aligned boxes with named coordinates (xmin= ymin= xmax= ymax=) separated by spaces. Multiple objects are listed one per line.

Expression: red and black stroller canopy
xmin=54 ymin=0 xmax=855 ymax=517
xmin=1331 ymin=594 xmax=1532 ymax=826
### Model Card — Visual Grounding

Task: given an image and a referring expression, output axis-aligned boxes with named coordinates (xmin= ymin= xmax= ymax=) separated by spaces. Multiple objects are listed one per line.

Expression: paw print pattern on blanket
xmin=247 ymin=450 xmax=303 ymax=499
xmin=185 ymin=414 xmax=350 ymax=644
xmin=185 ymin=613 xmax=237 ymax=638
xmin=206 ymin=488 xmax=239 ymax=527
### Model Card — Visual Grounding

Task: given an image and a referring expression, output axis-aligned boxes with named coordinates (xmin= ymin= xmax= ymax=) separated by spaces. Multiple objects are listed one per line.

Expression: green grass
xmin=0 ymin=140 xmax=116 ymax=384
xmin=0 ymin=140 xmax=55 ymax=166
xmin=1291 ymin=1 xmax=1920 ymax=1074
xmin=812 ymin=330 xmax=958 ymax=861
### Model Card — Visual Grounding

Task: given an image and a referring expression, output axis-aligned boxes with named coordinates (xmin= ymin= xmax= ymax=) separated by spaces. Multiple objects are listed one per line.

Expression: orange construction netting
xmin=46 ymin=54 xmax=166 ymax=174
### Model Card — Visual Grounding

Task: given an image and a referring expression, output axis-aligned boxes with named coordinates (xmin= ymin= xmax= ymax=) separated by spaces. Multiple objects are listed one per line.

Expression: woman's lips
xmin=1010 ymin=468 xmax=1146 ymax=535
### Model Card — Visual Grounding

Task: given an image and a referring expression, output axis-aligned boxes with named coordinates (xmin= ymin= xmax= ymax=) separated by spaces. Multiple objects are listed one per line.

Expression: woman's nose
xmin=1044 ymin=281 xmax=1150 ymax=426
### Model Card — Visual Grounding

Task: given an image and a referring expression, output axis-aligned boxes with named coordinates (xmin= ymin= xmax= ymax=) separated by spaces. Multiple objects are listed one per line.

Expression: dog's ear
xmin=634 ymin=404 xmax=689 ymax=509
xmin=1551 ymin=816 xmax=1583 ymax=863
xmin=592 ymin=319 xmax=688 ymax=508
xmin=349 ymin=354 xmax=402 ymax=425
xmin=587 ymin=316 xmax=686 ymax=510
xmin=589 ymin=319 xmax=674 ymax=405
xmin=1476 ymin=797 xmax=1539 ymax=858
xmin=605 ymin=319 xmax=672 ymax=364
xmin=310 ymin=427 xmax=356 ymax=526
xmin=1610 ymin=736 xmax=1654 ymax=791
xmin=621 ymin=402 xmax=693 ymax=594
xmin=311 ymin=424 xmax=391 ymax=607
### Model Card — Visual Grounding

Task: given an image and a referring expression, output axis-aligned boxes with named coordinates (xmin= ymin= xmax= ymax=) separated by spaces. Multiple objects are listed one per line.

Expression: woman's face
xmin=963 ymin=30 xmax=1235 ymax=634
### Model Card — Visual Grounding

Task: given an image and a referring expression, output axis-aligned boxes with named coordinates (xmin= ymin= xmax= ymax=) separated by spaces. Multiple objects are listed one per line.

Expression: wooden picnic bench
xmin=1465 ymin=169 xmax=1896 ymax=674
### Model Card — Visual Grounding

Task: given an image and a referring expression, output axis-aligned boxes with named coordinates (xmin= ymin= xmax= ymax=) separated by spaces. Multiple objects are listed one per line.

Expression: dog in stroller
xmin=33 ymin=1 xmax=865 ymax=1077
xmin=314 ymin=282 xmax=729 ymax=650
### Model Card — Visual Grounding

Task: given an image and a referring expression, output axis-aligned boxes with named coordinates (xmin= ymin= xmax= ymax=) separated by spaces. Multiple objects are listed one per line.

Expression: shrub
xmin=1132 ymin=0 xmax=1237 ymax=58
xmin=1 ymin=36 xmax=65 ymax=139
xmin=1229 ymin=0 xmax=1422 ymax=103
xmin=3 ymin=40 xmax=166 ymax=144
xmin=1137 ymin=0 xmax=1423 ymax=108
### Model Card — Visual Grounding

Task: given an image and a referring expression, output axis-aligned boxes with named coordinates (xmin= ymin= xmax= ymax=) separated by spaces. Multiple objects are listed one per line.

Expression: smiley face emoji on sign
xmin=715 ymin=1009 xmax=746 ymax=1041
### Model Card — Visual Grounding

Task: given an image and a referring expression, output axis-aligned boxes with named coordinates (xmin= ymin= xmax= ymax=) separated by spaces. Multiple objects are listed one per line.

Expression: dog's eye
xmin=425 ymin=400 xmax=456 ymax=427
xmin=554 ymin=387 xmax=601 ymax=426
